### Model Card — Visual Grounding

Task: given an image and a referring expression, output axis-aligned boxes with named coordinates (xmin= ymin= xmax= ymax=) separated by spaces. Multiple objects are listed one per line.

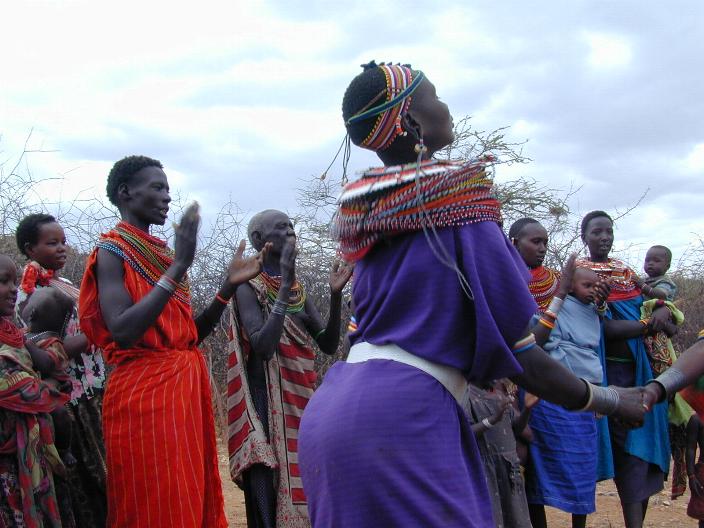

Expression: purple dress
xmin=298 ymin=222 xmax=537 ymax=527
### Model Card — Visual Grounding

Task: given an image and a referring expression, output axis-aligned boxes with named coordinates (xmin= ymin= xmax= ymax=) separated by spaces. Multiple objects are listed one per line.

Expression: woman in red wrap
xmin=0 ymin=254 xmax=72 ymax=527
xmin=79 ymin=155 xmax=267 ymax=528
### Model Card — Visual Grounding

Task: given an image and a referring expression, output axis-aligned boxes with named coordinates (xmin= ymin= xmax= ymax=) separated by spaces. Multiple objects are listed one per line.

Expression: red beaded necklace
xmin=0 ymin=317 xmax=24 ymax=349
xmin=529 ymin=266 xmax=561 ymax=313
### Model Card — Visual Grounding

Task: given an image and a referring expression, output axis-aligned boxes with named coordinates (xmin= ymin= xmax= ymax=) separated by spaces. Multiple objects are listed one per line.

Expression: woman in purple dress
xmin=297 ymin=61 xmax=650 ymax=528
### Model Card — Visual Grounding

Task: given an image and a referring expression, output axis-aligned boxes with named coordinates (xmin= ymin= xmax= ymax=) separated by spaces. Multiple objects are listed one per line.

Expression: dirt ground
xmin=217 ymin=443 xmax=696 ymax=527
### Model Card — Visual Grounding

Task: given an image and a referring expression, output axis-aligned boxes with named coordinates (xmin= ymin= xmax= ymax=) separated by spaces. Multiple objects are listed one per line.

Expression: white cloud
xmin=583 ymin=32 xmax=633 ymax=69
xmin=1 ymin=0 xmax=702 ymax=268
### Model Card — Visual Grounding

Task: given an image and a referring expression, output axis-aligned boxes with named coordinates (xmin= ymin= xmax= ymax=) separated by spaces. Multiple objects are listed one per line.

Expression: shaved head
xmin=248 ymin=209 xmax=291 ymax=251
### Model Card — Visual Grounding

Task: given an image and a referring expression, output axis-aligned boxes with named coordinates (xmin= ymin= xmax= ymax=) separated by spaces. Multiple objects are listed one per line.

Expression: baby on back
xmin=22 ymin=287 xmax=76 ymax=465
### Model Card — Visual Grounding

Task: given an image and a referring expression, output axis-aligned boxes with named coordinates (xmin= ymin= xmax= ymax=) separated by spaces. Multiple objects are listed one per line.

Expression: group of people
xmin=1 ymin=59 xmax=703 ymax=528
xmin=471 ymin=215 xmax=703 ymax=528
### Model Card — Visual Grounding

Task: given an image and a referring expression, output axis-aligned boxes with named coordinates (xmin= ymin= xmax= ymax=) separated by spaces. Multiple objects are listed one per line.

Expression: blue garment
xmin=526 ymin=401 xmax=598 ymax=514
xmin=542 ymin=296 xmax=603 ymax=384
xmin=604 ymin=296 xmax=670 ymax=474
xmin=526 ymin=296 xmax=605 ymax=514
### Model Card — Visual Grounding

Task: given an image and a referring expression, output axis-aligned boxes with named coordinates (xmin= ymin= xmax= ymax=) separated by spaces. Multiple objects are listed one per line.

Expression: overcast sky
xmin=1 ymin=0 xmax=702 ymax=268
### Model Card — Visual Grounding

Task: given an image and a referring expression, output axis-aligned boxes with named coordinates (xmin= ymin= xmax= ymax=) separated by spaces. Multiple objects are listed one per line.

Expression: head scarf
xmin=346 ymin=64 xmax=425 ymax=152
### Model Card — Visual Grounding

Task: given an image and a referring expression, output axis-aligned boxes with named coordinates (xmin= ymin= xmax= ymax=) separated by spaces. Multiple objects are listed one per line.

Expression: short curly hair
xmin=106 ymin=155 xmax=163 ymax=206
xmin=16 ymin=213 xmax=57 ymax=257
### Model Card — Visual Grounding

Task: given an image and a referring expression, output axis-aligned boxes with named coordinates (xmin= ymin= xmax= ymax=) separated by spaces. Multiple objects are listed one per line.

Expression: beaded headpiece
xmin=346 ymin=64 xmax=425 ymax=152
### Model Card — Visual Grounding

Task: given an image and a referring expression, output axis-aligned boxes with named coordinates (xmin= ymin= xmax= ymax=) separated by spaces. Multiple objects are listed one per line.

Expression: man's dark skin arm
xmin=98 ymin=204 xmax=199 ymax=348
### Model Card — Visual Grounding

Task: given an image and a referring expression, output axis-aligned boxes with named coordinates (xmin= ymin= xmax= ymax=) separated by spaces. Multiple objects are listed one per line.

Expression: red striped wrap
xmin=79 ymin=226 xmax=227 ymax=528
xmin=227 ymin=277 xmax=314 ymax=527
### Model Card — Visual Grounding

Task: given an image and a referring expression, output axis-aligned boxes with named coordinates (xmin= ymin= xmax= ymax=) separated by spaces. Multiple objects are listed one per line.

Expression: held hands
xmin=227 ymin=241 xmax=271 ymax=287
xmin=610 ymin=386 xmax=651 ymax=427
xmin=280 ymin=237 xmax=297 ymax=287
xmin=173 ymin=202 xmax=201 ymax=273
xmin=329 ymin=260 xmax=353 ymax=295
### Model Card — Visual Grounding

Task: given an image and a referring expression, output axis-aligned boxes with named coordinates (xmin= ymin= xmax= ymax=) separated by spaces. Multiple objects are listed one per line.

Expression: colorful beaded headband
xmin=346 ymin=64 xmax=425 ymax=152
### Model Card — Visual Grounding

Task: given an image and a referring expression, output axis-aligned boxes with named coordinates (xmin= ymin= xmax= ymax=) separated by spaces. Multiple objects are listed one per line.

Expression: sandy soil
xmin=217 ymin=443 xmax=696 ymax=526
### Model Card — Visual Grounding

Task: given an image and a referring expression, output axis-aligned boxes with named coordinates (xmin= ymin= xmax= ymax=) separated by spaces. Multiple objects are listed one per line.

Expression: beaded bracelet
xmin=544 ymin=309 xmax=558 ymax=320
xmin=156 ymin=276 xmax=176 ymax=295
xmin=512 ymin=334 xmax=536 ymax=354
xmin=538 ymin=317 xmax=555 ymax=330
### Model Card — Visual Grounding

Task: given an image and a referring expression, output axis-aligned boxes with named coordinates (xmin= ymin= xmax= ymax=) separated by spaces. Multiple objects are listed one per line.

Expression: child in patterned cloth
xmin=23 ymin=287 xmax=76 ymax=466
xmin=638 ymin=245 xmax=677 ymax=302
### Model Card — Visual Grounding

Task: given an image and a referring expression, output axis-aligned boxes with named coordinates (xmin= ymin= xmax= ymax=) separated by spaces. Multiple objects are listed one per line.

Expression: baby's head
xmin=643 ymin=245 xmax=671 ymax=279
xmin=571 ymin=267 xmax=600 ymax=305
xmin=22 ymin=288 xmax=74 ymax=336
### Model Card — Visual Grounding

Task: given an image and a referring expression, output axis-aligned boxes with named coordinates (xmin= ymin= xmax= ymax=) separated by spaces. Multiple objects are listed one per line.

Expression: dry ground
xmin=217 ymin=443 xmax=696 ymax=526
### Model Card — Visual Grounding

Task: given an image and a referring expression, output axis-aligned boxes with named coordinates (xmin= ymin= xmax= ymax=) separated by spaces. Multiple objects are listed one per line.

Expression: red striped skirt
xmin=103 ymin=348 xmax=226 ymax=528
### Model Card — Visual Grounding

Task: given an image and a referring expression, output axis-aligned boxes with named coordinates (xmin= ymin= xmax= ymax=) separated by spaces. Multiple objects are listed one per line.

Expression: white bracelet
xmin=481 ymin=417 xmax=494 ymax=429
xmin=547 ymin=296 xmax=564 ymax=315
xmin=155 ymin=276 xmax=176 ymax=295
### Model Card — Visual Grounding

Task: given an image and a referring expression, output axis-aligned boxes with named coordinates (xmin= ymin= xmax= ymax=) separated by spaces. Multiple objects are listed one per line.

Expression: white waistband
xmin=347 ymin=342 xmax=468 ymax=404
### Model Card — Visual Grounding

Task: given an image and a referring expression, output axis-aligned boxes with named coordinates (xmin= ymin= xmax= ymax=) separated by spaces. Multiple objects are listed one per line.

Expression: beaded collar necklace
xmin=576 ymin=257 xmax=641 ymax=301
xmin=97 ymin=221 xmax=191 ymax=304
xmin=333 ymin=158 xmax=502 ymax=262
xmin=256 ymin=272 xmax=306 ymax=314
xmin=0 ymin=317 xmax=24 ymax=348
xmin=528 ymin=266 xmax=561 ymax=313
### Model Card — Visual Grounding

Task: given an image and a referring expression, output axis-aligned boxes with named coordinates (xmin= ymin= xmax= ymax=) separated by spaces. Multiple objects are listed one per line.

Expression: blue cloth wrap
xmin=601 ymin=296 xmax=670 ymax=475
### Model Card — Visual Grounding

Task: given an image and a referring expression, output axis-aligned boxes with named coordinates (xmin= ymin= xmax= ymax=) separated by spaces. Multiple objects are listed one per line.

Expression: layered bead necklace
xmin=528 ymin=266 xmax=561 ymax=313
xmin=257 ymin=272 xmax=306 ymax=314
